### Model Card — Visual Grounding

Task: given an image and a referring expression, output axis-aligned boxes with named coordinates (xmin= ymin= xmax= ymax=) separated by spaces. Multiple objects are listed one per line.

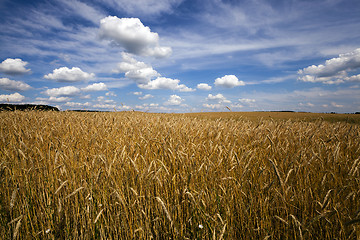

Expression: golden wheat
xmin=0 ymin=111 xmax=359 ymax=239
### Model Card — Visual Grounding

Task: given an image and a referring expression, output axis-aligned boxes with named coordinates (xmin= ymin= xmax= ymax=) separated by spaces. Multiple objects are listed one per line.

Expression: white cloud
xmin=138 ymin=77 xmax=194 ymax=91
xmin=65 ymin=102 xmax=91 ymax=108
xmin=0 ymin=92 xmax=25 ymax=102
xmin=0 ymin=78 xmax=31 ymax=91
xmin=298 ymin=48 xmax=360 ymax=84
xmin=165 ymin=94 xmax=184 ymax=105
xmin=299 ymin=102 xmax=315 ymax=107
xmin=197 ymin=83 xmax=212 ymax=90
xmin=0 ymin=58 xmax=30 ymax=75
xmin=93 ymin=103 xmax=117 ymax=109
xmin=135 ymin=103 xmax=160 ymax=109
xmin=125 ymin=67 xmax=160 ymax=84
xmin=203 ymin=103 xmax=223 ymax=109
xmin=117 ymin=104 xmax=132 ymax=110
xmin=135 ymin=103 xmax=171 ymax=112
xmin=106 ymin=91 xmax=117 ymax=96
xmin=96 ymin=96 xmax=105 ymax=101
xmin=113 ymin=53 xmax=149 ymax=73
xmin=43 ymin=86 xmax=81 ymax=97
xmin=133 ymin=91 xmax=143 ymax=95
xmin=113 ymin=53 xmax=193 ymax=91
xmin=331 ymin=102 xmax=344 ymax=108
xmin=178 ymin=85 xmax=195 ymax=92
xmin=214 ymin=75 xmax=245 ymax=88
xmin=238 ymin=98 xmax=256 ymax=107
xmin=81 ymin=82 xmax=108 ymax=92
xmin=207 ymin=93 xmax=231 ymax=103
xmin=36 ymin=96 xmax=72 ymax=102
xmin=96 ymin=96 xmax=115 ymax=104
xmin=113 ymin=53 xmax=160 ymax=84
xmin=99 ymin=16 xmax=172 ymax=58
xmin=344 ymin=74 xmax=360 ymax=82
xmin=44 ymin=67 xmax=95 ymax=82
xmin=135 ymin=105 xmax=144 ymax=109
xmin=81 ymin=94 xmax=91 ymax=99
xmin=238 ymin=98 xmax=256 ymax=104
xmin=139 ymin=94 xmax=154 ymax=100
xmin=230 ymin=104 xmax=244 ymax=109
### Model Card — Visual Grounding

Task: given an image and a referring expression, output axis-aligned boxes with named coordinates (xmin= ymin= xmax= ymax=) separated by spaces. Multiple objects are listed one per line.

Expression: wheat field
xmin=1 ymin=111 xmax=359 ymax=239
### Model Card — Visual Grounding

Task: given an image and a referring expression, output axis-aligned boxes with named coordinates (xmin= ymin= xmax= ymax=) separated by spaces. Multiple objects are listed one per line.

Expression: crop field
xmin=1 ymin=111 xmax=360 ymax=239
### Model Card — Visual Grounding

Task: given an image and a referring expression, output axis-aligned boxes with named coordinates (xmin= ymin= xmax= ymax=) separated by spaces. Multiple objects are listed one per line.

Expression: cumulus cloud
xmin=0 ymin=78 xmax=31 ymax=91
xmin=298 ymin=48 xmax=360 ymax=84
xmin=207 ymin=93 xmax=231 ymax=103
xmin=165 ymin=94 xmax=184 ymax=105
xmin=44 ymin=67 xmax=95 ymax=82
xmin=343 ymin=74 xmax=360 ymax=82
xmin=114 ymin=53 xmax=192 ymax=91
xmin=113 ymin=53 xmax=160 ymax=84
xmin=113 ymin=53 xmax=149 ymax=73
xmin=197 ymin=83 xmax=212 ymax=90
xmin=0 ymin=92 xmax=25 ymax=102
xmin=99 ymin=16 xmax=172 ymax=58
xmin=125 ymin=68 xmax=160 ymax=84
xmin=133 ymin=91 xmax=143 ymax=95
xmin=81 ymin=82 xmax=108 ymax=92
xmin=139 ymin=94 xmax=154 ymax=100
xmin=43 ymin=86 xmax=81 ymax=97
xmin=214 ymin=75 xmax=245 ymax=88
xmin=0 ymin=58 xmax=31 ymax=75
xmin=138 ymin=77 xmax=195 ymax=91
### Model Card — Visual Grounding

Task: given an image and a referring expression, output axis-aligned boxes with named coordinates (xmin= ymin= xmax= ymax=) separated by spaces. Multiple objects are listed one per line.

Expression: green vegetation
xmin=1 ymin=111 xmax=359 ymax=239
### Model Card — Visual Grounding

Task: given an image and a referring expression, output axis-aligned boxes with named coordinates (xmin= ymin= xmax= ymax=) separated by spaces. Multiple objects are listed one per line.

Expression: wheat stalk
xmin=156 ymin=197 xmax=172 ymax=225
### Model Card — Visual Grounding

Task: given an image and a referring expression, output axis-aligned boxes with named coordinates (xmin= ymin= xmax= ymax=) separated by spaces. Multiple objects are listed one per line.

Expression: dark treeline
xmin=0 ymin=104 xmax=59 ymax=111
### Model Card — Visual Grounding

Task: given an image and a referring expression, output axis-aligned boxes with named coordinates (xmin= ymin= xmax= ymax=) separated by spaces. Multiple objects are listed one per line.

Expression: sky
xmin=0 ymin=0 xmax=360 ymax=113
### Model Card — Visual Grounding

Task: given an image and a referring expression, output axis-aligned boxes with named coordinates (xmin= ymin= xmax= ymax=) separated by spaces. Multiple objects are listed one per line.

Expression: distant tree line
xmin=0 ymin=104 xmax=59 ymax=111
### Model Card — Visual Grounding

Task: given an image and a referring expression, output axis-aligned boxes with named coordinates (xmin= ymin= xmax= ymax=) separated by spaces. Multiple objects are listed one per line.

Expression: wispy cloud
xmin=99 ymin=0 xmax=185 ymax=17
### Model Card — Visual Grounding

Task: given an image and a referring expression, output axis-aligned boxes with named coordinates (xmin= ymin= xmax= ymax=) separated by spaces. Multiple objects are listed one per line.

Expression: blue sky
xmin=0 ymin=0 xmax=360 ymax=113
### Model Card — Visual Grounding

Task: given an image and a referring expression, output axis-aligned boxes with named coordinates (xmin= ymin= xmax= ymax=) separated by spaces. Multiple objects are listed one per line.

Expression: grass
xmin=1 ymin=111 xmax=359 ymax=239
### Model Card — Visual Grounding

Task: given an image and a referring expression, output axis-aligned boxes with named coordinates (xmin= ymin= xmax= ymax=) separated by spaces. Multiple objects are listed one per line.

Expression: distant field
xmin=1 ymin=111 xmax=359 ymax=239
xmin=183 ymin=111 xmax=360 ymax=124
